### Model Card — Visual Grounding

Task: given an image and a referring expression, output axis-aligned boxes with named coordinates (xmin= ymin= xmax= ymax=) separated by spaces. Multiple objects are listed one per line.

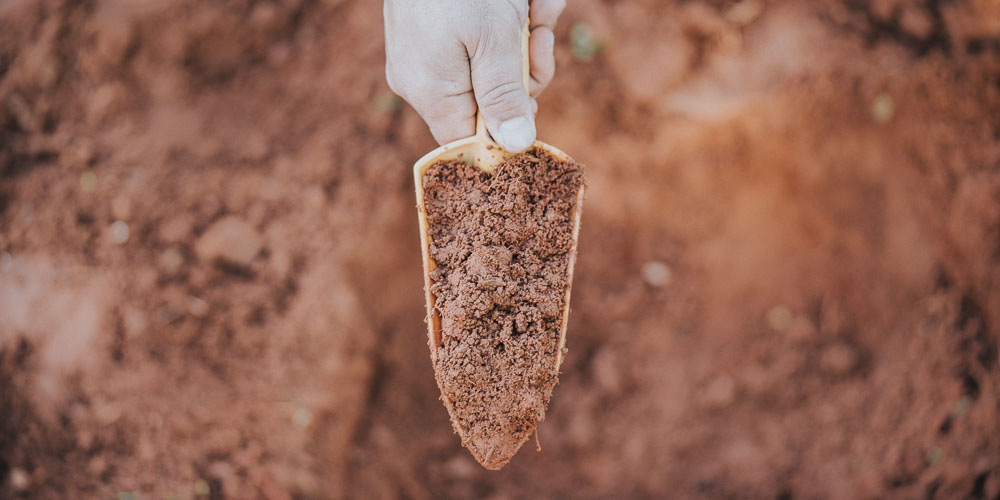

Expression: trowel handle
xmin=475 ymin=19 xmax=531 ymax=143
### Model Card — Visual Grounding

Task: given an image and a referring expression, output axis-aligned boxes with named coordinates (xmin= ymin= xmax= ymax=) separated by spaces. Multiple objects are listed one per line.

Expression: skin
xmin=384 ymin=0 xmax=566 ymax=153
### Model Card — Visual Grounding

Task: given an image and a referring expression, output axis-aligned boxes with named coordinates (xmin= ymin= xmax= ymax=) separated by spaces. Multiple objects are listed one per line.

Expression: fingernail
xmin=495 ymin=116 xmax=536 ymax=153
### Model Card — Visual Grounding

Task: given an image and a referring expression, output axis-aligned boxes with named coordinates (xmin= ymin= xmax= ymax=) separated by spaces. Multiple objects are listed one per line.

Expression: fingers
xmin=419 ymin=92 xmax=478 ymax=146
xmin=384 ymin=0 xmax=480 ymax=146
xmin=528 ymin=0 xmax=565 ymax=96
xmin=469 ymin=7 xmax=536 ymax=153
xmin=387 ymin=64 xmax=479 ymax=146
xmin=530 ymin=0 xmax=566 ymax=29
xmin=528 ymin=26 xmax=555 ymax=95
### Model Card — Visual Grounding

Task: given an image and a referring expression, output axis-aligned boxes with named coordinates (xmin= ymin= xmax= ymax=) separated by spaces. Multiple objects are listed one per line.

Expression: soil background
xmin=1 ymin=0 xmax=1000 ymax=498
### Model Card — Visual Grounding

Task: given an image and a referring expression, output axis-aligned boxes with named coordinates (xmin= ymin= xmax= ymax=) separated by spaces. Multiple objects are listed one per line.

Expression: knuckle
xmin=427 ymin=95 xmax=475 ymax=122
xmin=479 ymin=80 xmax=524 ymax=111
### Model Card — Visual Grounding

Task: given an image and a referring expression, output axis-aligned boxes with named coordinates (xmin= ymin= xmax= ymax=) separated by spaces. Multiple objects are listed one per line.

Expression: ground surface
xmin=1 ymin=0 xmax=999 ymax=498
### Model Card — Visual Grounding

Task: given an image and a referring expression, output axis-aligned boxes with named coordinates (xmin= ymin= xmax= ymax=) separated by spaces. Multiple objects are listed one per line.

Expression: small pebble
xmin=703 ymin=376 xmax=737 ymax=409
xmin=88 ymin=457 xmax=108 ymax=476
xmin=766 ymin=305 xmax=793 ymax=331
xmin=371 ymin=91 xmax=403 ymax=114
xmin=725 ymin=0 xmax=763 ymax=25
xmin=820 ymin=342 xmax=859 ymax=376
xmin=186 ymin=296 xmax=209 ymax=318
xmin=195 ymin=479 xmax=211 ymax=497
xmin=109 ymin=220 xmax=129 ymax=244
xmin=158 ymin=246 xmax=185 ymax=275
xmin=122 ymin=306 xmax=149 ymax=338
xmin=195 ymin=216 xmax=263 ymax=266
xmin=571 ymin=24 xmax=605 ymax=62
xmin=926 ymin=446 xmax=944 ymax=465
xmin=292 ymin=407 xmax=313 ymax=429
xmin=9 ymin=467 xmax=29 ymax=490
xmin=95 ymin=400 xmax=122 ymax=425
xmin=899 ymin=5 xmax=934 ymax=39
xmin=591 ymin=347 xmax=623 ymax=394
xmin=641 ymin=261 xmax=672 ymax=287
xmin=80 ymin=171 xmax=97 ymax=193
xmin=872 ymin=93 xmax=894 ymax=124
xmin=954 ymin=395 xmax=973 ymax=416
xmin=443 ymin=454 xmax=478 ymax=479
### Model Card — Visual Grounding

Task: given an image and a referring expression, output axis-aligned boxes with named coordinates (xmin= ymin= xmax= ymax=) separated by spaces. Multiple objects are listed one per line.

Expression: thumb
xmin=469 ymin=18 xmax=535 ymax=153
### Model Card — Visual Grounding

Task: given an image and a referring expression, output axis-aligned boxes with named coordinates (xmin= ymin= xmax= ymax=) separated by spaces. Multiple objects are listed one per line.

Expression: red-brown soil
xmin=423 ymin=150 xmax=584 ymax=470
xmin=1 ymin=0 xmax=999 ymax=498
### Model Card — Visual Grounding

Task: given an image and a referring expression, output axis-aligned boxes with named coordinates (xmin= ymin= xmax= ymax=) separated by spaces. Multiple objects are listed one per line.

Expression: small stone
xmin=926 ymin=446 xmax=944 ymax=465
xmin=591 ymin=347 xmax=623 ymax=394
xmin=195 ymin=479 xmax=211 ymax=497
xmin=571 ymin=24 xmax=605 ymax=62
xmin=88 ymin=83 xmax=118 ymax=120
xmin=292 ymin=407 xmax=312 ymax=429
xmin=872 ymin=93 xmax=894 ymax=125
xmin=443 ymin=454 xmax=478 ymax=479
xmin=870 ymin=0 xmax=896 ymax=20
xmin=80 ymin=171 xmax=98 ymax=193
xmin=899 ymin=5 xmax=934 ymax=39
xmin=195 ymin=216 xmax=263 ymax=266
xmin=109 ymin=220 xmax=130 ymax=245
xmin=250 ymin=2 xmax=279 ymax=30
xmin=371 ymin=91 xmax=403 ymax=114
xmin=69 ymin=139 xmax=96 ymax=166
xmin=954 ymin=395 xmax=973 ymax=416
xmin=820 ymin=342 xmax=859 ymax=376
xmin=641 ymin=261 xmax=672 ymax=287
xmin=703 ymin=376 xmax=737 ymax=409
xmin=766 ymin=305 xmax=793 ymax=331
xmin=5 ymin=93 xmax=37 ymax=131
xmin=725 ymin=0 xmax=763 ymax=25
xmin=88 ymin=457 xmax=108 ymax=476
xmin=94 ymin=400 xmax=122 ymax=425
xmin=186 ymin=296 xmax=209 ymax=318
xmin=76 ymin=428 xmax=95 ymax=450
xmin=158 ymin=246 xmax=185 ymax=275
xmin=9 ymin=467 xmax=29 ymax=490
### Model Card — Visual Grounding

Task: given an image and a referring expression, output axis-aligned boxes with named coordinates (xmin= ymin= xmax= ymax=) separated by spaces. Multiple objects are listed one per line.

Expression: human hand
xmin=384 ymin=0 xmax=566 ymax=153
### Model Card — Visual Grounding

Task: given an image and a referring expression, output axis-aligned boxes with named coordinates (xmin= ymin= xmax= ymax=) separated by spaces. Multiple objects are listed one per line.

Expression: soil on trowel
xmin=422 ymin=148 xmax=584 ymax=469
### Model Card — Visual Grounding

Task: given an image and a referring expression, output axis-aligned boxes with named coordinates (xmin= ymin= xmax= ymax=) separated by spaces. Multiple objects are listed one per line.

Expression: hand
xmin=384 ymin=0 xmax=566 ymax=153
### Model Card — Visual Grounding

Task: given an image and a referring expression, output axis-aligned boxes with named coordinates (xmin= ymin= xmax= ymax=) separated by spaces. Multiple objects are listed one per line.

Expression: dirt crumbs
xmin=422 ymin=148 xmax=584 ymax=470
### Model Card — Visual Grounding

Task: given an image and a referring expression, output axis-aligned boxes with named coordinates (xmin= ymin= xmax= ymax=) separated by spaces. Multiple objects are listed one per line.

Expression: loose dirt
xmin=1 ymin=0 xmax=999 ymax=498
xmin=422 ymin=149 xmax=584 ymax=470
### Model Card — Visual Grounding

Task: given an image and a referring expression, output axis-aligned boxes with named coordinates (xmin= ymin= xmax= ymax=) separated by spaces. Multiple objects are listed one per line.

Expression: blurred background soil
xmin=1 ymin=0 xmax=1000 ymax=498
